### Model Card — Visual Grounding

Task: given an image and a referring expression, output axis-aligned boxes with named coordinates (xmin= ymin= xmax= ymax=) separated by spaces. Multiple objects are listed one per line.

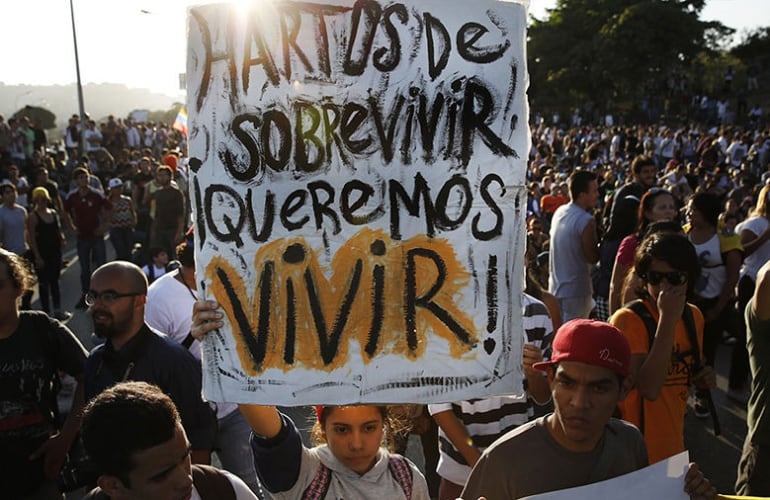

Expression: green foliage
xmin=731 ymin=27 xmax=770 ymax=63
xmin=528 ymin=0 xmax=733 ymax=110
xmin=146 ymin=102 xmax=184 ymax=126
xmin=12 ymin=105 xmax=57 ymax=129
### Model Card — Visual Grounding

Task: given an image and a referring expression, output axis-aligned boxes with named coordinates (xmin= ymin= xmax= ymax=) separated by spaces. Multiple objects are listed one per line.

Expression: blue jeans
xmin=215 ymin=408 xmax=263 ymax=497
xmin=109 ymin=227 xmax=134 ymax=261
xmin=77 ymin=237 xmax=107 ymax=294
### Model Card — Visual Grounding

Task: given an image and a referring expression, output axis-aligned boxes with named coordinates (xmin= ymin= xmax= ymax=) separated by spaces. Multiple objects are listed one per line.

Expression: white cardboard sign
xmin=187 ymin=0 xmax=530 ymax=405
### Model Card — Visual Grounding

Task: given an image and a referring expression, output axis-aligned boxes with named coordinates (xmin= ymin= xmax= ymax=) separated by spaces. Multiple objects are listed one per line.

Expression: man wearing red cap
xmin=461 ymin=319 xmax=716 ymax=500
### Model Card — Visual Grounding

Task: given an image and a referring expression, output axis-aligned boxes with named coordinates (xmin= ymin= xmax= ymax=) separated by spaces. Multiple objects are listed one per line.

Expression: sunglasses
xmin=643 ymin=270 xmax=688 ymax=286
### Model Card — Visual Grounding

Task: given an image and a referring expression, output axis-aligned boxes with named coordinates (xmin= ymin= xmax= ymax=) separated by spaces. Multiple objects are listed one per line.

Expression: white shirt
xmin=737 ymin=216 xmax=770 ymax=281
xmin=145 ymin=271 xmax=238 ymax=420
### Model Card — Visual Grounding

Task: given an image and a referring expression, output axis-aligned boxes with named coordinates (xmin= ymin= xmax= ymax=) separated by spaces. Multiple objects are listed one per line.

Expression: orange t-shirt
xmin=540 ymin=194 xmax=568 ymax=214
xmin=609 ymin=301 xmax=705 ymax=464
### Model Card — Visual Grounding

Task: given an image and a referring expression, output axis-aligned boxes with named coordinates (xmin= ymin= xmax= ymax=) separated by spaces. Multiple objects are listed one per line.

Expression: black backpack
xmin=625 ymin=299 xmax=720 ymax=435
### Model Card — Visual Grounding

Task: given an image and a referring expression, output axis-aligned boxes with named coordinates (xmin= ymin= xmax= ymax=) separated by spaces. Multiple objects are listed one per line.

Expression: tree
xmin=731 ymin=27 xmax=770 ymax=63
xmin=146 ymin=102 xmax=183 ymax=127
xmin=12 ymin=105 xmax=57 ymax=129
xmin=527 ymin=0 xmax=732 ymax=112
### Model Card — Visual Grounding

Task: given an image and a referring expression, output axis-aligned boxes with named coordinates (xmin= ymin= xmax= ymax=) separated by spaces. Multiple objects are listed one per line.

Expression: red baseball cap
xmin=533 ymin=319 xmax=631 ymax=377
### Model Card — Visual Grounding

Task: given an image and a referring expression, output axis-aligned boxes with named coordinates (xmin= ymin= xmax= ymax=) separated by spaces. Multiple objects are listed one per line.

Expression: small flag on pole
xmin=172 ymin=107 xmax=188 ymax=136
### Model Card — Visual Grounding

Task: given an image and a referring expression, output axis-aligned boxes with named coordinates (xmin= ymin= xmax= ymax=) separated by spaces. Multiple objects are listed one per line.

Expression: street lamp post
xmin=69 ymin=0 xmax=86 ymax=158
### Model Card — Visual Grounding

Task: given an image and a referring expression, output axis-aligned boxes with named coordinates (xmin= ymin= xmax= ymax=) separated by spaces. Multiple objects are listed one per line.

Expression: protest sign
xmin=521 ymin=451 xmax=691 ymax=499
xmin=187 ymin=0 xmax=530 ymax=405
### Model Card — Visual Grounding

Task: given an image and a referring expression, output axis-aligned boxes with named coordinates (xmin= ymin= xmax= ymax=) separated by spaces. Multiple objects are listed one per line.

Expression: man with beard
xmin=604 ymin=154 xmax=658 ymax=230
xmin=83 ymin=261 xmax=215 ymax=465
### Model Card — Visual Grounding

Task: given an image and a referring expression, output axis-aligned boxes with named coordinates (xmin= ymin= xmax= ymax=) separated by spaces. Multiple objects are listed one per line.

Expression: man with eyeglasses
xmin=83 ymin=260 xmax=216 ymax=466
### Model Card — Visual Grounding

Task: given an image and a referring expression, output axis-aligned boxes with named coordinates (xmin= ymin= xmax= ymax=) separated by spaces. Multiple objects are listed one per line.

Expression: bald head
xmin=89 ymin=261 xmax=148 ymax=348
xmin=91 ymin=261 xmax=148 ymax=295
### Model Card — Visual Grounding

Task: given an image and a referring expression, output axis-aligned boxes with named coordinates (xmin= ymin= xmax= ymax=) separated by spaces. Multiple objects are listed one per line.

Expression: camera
xmin=57 ymin=457 xmax=97 ymax=493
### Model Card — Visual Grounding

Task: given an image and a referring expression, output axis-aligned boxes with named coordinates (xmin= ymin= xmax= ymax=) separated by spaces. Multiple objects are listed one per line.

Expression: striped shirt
xmin=428 ymin=293 xmax=554 ymax=486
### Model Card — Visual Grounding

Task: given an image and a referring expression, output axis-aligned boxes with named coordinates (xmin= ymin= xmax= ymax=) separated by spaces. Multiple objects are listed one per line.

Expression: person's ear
xmin=97 ymin=474 xmax=128 ymax=498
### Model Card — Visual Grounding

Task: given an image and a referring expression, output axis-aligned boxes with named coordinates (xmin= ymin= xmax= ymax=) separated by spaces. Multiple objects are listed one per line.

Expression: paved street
xmin=47 ymin=236 xmax=746 ymax=496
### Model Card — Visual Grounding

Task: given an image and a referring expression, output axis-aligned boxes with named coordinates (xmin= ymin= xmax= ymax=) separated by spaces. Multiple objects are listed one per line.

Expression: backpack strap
xmin=191 ymin=465 xmax=236 ymax=500
xmin=682 ymin=306 xmax=721 ymax=435
xmin=388 ymin=455 xmax=414 ymax=500
xmin=626 ymin=300 xmax=657 ymax=351
xmin=301 ymin=462 xmax=333 ymax=500
xmin=625 ymin=299 xmax=656 ymax=434
xmin=301 ymin=457 xmax=413 ymax=500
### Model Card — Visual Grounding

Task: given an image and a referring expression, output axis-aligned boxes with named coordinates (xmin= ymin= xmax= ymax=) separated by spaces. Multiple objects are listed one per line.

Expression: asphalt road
xmin=47 ymin=237 xmax=747 ymax=497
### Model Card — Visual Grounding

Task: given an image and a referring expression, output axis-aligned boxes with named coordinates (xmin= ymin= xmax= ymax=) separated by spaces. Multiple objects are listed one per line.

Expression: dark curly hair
xmin=0 ymin=248 xmax=35 ymax=293
xmin=82 ymin=381 xmax=181 ymax=486
xmin=633 ymin=232 xmax=700 ymax=300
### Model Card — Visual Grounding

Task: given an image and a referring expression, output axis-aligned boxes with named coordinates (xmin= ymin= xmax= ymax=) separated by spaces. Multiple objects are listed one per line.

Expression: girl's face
xmin=646 ymin=193 xmax=677 ymax=223
xmin=644 ymin=258 xmax=688 ymax=300
xmin=322 ymin=406 xmax=384 ymax=475
xmin=685 ymin=201 xmax=705 ymax=228
xmin=33 ymin=194 xmax=48 ymax=207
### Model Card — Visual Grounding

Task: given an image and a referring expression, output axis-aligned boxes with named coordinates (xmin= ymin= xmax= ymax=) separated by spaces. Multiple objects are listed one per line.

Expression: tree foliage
xmin=12 ymin=105 xmax=57 ymax=129
xmin=731 ymin=27 xmax=770 ymax=63
xmin=527 ymin=0 xmax=733 ymax=110
xmin=146 ymin=102 xmax=184 ymax=127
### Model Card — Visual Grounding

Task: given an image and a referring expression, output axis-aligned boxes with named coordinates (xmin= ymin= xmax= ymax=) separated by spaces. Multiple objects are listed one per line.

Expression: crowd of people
xmin=0 ymin=102 xmax=769 ymax=500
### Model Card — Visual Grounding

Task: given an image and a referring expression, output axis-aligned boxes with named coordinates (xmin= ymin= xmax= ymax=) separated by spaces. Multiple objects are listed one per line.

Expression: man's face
xmin=2 ymin=188 xmax=16 ymax=207
xmin=103 ymin=424 xmax=193 ymax=500
xmin=156 ymin=170 xmax=171 ymax=186
xmin=637 ymin=165 xmax=658 ymax=188
xmin=581 ymin=180 xmax=599 ymax=208
xmin=548 ymin=361 xmax=626 ymax=452
xmin=89 ymin=269 xmax=142 ymax=340
xmin=75 ymin=172 xmax=89 ymax=187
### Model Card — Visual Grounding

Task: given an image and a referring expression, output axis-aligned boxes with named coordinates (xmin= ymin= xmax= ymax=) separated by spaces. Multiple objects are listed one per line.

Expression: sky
xmin=2 ymin=0 xmax=769 ymax=104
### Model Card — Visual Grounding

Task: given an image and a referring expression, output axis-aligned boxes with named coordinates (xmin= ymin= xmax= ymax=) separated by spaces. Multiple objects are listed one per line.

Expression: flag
xmin=172 ymin=107 xmax=188 ymax=136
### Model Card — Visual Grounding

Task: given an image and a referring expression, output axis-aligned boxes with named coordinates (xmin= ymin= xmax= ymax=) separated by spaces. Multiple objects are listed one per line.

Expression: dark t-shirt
xmin=132 ymin=172 xmax=153 ymax=206
xmin=84 ymin=325 xmax=216 ymax=451
xmin=746 ymin=298 xmax=770 ymax=447
xmin=153 ymin=186 xmax=184 ymax=229
xmin=462 ymin=416 xmax=648 ymax=500
xmin=0 ymin=312 xmax=87 ymax=497
xmin=64 ymin=187 xmax=112 ymax=239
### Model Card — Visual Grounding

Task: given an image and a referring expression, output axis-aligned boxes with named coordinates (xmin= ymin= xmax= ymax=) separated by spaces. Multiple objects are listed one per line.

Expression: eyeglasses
xmin=642 ymin=270 xmax=688 ymax=286
xmin=85 ymin=290 xmax=144 ymax=306
xmin=647 ymin=187 xmax=672 ymax=196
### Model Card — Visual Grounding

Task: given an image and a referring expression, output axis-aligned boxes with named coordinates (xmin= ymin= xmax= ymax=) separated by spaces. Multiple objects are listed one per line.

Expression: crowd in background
xmin=0 ymin=87 xmax=769 ymax=499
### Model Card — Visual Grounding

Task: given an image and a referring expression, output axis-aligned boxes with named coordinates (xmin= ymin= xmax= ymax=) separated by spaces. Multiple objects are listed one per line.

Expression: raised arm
xmin=190 ymin=300 xmax=282 ymax=438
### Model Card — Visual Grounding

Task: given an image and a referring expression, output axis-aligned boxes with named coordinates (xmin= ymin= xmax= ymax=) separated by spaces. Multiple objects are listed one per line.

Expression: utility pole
xmin=69 ymin=0 xmax=87 ymax=159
